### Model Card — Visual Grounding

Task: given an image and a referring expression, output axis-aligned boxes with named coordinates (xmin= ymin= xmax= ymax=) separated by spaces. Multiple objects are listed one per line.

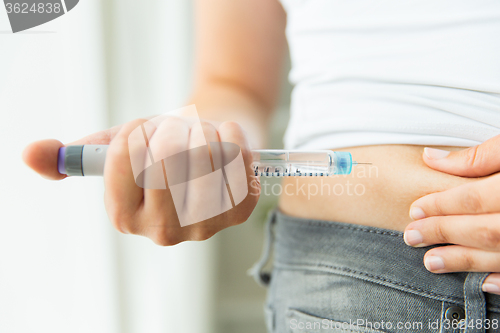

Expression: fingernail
xmin=424 ymin=256 xmax=445 ymax=272
xmin=424 ymin=148 xmax=451 ymax=160
xmin=404 ymin=230 xmax=424 ymax=247
xmin=482 ymin=283 xmax=500 ymax=295
xmin=410 ymin=207 xmax=426 ymax=220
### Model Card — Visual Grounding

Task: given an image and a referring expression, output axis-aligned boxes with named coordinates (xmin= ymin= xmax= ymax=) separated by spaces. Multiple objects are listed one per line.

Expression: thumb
xmin=22 ymin=125 xmax=122 ymax=180
xmin=423 ymin=135 xmax=500 ymax=177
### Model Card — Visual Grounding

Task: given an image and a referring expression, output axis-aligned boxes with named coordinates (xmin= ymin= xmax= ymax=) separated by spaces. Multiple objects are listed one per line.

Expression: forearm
xmin=188 ymin=0 xmax=286 ymax=149
xmin=186 ymin=81 xmax=272 ymax=149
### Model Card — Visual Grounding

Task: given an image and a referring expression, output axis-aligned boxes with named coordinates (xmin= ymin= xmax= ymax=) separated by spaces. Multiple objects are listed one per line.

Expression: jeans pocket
xmin=286 ymin=309 xmax=388 ymax=333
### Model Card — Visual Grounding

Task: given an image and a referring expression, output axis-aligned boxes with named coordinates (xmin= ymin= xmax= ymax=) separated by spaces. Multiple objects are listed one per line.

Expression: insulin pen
xmin=57 ymin=145 xmax=370 ymax=177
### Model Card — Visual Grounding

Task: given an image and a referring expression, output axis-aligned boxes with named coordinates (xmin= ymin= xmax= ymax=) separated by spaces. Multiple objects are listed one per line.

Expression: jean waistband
xmin=251 ymin=209 xmax=500 ymax=311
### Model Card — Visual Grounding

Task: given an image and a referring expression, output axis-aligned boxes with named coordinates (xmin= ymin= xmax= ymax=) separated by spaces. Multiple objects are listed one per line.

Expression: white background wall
xmin=0 ymin=1 xmax=119 ymax=332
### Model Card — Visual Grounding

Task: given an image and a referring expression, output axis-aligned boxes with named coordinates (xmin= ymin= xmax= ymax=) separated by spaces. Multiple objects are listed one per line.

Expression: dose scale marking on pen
xmin=250 ymin=150 xmax=371 ymax=177
xmin=57 ymin=145 xmax=371 ymax=177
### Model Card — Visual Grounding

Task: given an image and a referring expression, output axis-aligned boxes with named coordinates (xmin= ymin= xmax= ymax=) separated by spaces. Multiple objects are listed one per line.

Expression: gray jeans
xmin=250 ymin=210 xmax=500 ymax=333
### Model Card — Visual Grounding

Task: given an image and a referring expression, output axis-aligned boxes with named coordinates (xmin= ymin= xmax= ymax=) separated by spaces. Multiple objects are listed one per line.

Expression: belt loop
xmin=248 ymin=209 xmax=278 ymax=287
xmin=463 ymin=272 xmax=489 ymax=333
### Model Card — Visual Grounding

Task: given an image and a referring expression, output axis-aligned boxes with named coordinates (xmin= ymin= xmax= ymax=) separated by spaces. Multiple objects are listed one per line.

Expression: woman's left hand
xmin=404 ymin=135 xmax=500 ymax=295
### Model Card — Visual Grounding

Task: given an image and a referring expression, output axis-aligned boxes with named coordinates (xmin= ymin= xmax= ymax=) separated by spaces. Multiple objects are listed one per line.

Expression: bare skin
xmin=279 ymin=145 xmax=480 ymax=232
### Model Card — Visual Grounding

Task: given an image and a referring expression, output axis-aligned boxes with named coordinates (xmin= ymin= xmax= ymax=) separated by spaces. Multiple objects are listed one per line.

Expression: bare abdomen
xmin=278 ymin=145 xmax=479 ymax=232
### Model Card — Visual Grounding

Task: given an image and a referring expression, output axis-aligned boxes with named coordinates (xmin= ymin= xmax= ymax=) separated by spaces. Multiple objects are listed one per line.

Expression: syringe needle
xmin=352 ymin=162 xmax=372 ymax=166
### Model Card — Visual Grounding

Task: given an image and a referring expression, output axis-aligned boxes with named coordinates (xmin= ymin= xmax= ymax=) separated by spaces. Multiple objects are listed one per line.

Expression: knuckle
xmin=464 ymin=146 xmax=478 ymax=168
xmin=165 ymin=115 xmax=184 ymax=123
xmin=151 ymin=228 xmax=180 ymax=246
xmin=462 ymin=188 xmax=484 ymax=213
xmin=112 ymin=119 xmax=149 ymax=152
xmin=133 ymin=118 xmax=149 ymax=126
xmin=190 ymin=121 xmax=216 ymax=140
xmin=478 ymin=225 xmax=500 ymax=250
xmin=432 ymin=218 xmax=450 ymax=243
xmin=126 ymin=118 xmax=149 ymax=135
xmin=191 ymin=227 xmax=214 ymax=241
xmin=233 ymin=207 xmax=254 ymax=224
xmin=464 ymin=146 xmax=484 ymax=173
xmin=219 ymin=121 xmax=243 ymax=134
xmin=110 ymin=128 xmax=142 ymax=159
xmin=126 ymin=118 xmax=147 ymax=128
xmin=104 ymin=197 xmax=141 ymax=235
xmin=122 ymin=220 xmax=142 ymax=235
xmin=461 ymin=250 xmax=476 ymax=271
xmin=431 ymin=194 xmax=446 ymax=216
xmin=161 ymin=116 xmax=187 ymax=129
xmin=155 ymin=117 xmax=189 ymax=137
xmin=234 ymin=215 xmax=249 ymax=225
xmin=108 ymin=211 xmax=134 ymax=234
xmin=109 ymin=218 xmax=126 ymax=234
xmin=199 ymin=120 xmax=216 ymax=131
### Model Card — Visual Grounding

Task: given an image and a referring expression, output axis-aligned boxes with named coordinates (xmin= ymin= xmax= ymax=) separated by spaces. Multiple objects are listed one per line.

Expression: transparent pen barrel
xmin=251 ymin=150 xmax=352 ymax=176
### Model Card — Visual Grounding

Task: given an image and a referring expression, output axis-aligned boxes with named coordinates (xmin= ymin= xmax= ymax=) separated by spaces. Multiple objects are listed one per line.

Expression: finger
xmin=409 ymin=174 xmax=500 ymax=219
xmin=22 ymin=139 xmax=66 ymax=180
xmin=217 ymin=122 xmax=260 ymax=229
xmin=423 ymin=245 xmax=500 ymax=273
xmin=182 ymin=121 xmax=226 ymax=229
xmin=404 ymin=214 xmax=500 ymax=251
xmin=144 ymin=116 xmax=190 ymax=214
xmin=483 ymin=273 xmax=500 ymax=296
xmin=66 ymin=124 xmax=123 ymax=146
xmin=217 ymin=121 xmax=260 ymax=205
xmin=104 ymin=119 xmax=148 ymax=234
xmin=22 ymin=125 xmax=123 ymax=181
xmin=423 ymin=135 xmax=500 ymax=177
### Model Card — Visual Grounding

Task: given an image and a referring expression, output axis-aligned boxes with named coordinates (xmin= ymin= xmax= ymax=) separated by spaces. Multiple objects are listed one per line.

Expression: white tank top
xmin=281 ymin=0 xmax=500 ymax=149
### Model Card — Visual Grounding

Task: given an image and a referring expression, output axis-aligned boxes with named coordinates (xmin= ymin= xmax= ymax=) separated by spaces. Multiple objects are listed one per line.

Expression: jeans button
xmin=445 ymin=306 xmax=465 ymax=321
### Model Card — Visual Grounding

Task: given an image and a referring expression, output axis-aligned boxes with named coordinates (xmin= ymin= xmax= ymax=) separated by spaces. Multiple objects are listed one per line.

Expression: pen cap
xmin=331 ymin=152 xmax=352 ymax=175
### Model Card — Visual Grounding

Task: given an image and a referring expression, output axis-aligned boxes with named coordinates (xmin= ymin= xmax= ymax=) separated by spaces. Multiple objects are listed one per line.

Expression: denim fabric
xmin=251 ymin=210 xmax=500 ymax=333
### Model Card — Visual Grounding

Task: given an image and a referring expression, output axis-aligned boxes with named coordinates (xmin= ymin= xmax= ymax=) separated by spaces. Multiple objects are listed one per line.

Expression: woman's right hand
xmin=22 ymin=117 xmax=260 ymax=246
